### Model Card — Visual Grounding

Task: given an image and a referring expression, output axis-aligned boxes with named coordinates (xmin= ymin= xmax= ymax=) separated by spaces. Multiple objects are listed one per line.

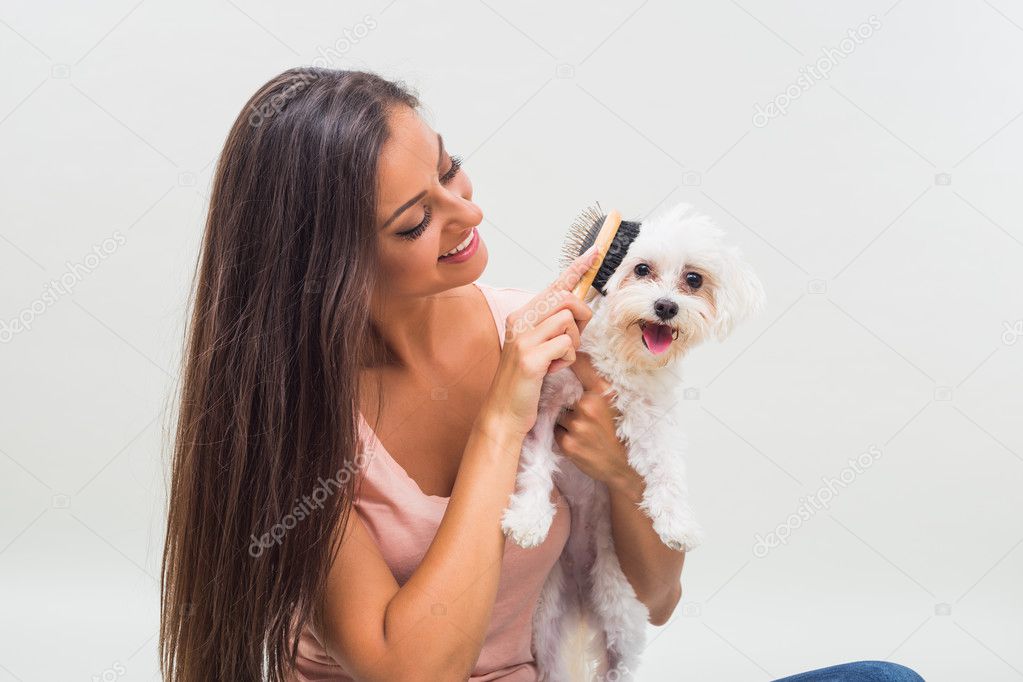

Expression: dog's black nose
xmin=654 ymin=298 xmax=678 ymax=320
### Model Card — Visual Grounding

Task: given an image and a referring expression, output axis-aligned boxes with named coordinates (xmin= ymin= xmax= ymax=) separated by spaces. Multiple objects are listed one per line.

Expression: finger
xmin=546 ymin=351 xmax=576 ymax=376
xmin=513 ymin=284 xmax=591 ymax=337
xmin=524 ymin=292 xmax=591 ymax=335
xmin=548 ymin=359 xmax=568 ymax=374
xmin=526 ymin=308 xmax=580 ymax=351
xmin=541 ymin=334 xmax=576 ymax=375
xmin=550 ymin=295 xmax=592 ymax=337
xmin=556 ymin=295 xmax=593 ymax=336
xmin=550 ymin=243 xmax=601 ymax=295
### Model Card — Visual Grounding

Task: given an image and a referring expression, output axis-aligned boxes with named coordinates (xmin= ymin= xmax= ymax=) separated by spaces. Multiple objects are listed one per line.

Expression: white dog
xmin=500 ymin=201 xmax=765 ymax=680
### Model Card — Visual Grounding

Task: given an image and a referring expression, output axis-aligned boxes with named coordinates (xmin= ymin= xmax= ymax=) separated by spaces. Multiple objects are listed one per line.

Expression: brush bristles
xmin=559 ymin=202 xmax=642 ymax=296
xmin=557 ymin=203 xmax=606 ymax=271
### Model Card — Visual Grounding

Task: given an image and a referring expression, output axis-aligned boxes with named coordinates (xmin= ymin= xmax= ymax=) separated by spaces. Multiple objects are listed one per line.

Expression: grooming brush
xmin=559 ymin=202 xmax=643 ymax=302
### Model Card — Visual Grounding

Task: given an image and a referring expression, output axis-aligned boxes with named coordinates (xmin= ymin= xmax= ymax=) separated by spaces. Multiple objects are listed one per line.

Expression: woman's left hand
xmin=554 ymin=352 xmax=642 ymax=496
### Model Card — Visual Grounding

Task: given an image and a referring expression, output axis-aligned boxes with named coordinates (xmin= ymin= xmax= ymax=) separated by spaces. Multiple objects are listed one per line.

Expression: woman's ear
xmin=712 ymin=245 xmax=766 ymax=341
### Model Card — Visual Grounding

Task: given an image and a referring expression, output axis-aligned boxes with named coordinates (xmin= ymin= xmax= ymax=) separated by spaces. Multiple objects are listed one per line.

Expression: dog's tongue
xmin=642 ymin=323 xmax=673 ymax=355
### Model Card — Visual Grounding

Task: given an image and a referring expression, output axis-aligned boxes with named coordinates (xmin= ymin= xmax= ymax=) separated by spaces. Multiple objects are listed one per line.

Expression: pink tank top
xmin=290 ymin=282 xmax=572 ymax=681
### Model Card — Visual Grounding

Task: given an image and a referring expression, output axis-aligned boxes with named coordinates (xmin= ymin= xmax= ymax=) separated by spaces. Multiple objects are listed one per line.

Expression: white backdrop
xmin=1 ymin=1 xmax=1021 ymax=680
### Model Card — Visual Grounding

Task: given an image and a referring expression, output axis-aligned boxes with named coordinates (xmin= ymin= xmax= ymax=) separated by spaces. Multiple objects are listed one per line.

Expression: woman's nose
xmin=446 ymin=191 xmax=482 ymax=228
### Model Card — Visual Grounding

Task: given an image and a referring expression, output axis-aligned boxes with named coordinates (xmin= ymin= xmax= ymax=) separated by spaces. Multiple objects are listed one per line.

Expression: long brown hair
xmin=160 ymin=68 xmax=419 ymax=681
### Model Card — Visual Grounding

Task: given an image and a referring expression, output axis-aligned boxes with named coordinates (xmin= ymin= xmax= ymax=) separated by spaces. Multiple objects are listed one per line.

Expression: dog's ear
xmin=712 ymin=244 xmax=765 ymax=341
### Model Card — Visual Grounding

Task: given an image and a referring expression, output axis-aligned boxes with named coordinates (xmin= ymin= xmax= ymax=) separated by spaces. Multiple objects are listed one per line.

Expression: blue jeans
xmin=770 ymin=660 xmax=925 ymax=681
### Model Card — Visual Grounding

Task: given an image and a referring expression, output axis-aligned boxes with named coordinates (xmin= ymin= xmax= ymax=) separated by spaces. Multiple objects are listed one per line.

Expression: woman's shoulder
xmin=476 ymin=281 xmax=538 ymax=314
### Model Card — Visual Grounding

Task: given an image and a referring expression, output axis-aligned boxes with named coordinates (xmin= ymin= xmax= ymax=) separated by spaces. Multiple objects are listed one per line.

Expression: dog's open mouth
xmin=639 ymin=321 xmax=678 ymax=356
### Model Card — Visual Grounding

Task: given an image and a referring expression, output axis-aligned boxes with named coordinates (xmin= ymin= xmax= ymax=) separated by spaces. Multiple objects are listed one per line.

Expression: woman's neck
xmin=364 ymin=286 xmax=469 ymax=371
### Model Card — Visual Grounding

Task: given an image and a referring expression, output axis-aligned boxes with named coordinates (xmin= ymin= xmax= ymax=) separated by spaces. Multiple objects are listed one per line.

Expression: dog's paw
xmin=652 ymin=514 xmax=704 ymax=552
xmin=659 ymin=532 xmax=702 ymax=552
xmin=662 ymin=536 xmax=685 ymax=552
xmin=501 ymin=501 xmax=556 ymax=549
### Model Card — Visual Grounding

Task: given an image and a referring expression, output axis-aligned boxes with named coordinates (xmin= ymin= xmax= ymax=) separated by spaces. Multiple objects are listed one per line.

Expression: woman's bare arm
xmin=319 ymin=413 xmax=525 ymax=681
xmin=320 ymin=248 xmax=600 ymax=680
xmin=607 ymin=471 xmax=686 ymax=625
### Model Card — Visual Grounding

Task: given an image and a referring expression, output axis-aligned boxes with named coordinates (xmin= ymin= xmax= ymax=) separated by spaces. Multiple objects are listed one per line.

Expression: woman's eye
xmin=440 ymin=154 xmax=462 ymax=184
xmin=685 ymin=271 xmax=703 ymax=289
xmin=398 ymin=205 xmax=431 ymax=241
xmin=634 ymin=263 xmax=650 ymax=277
xmin=396 ymin=156 xmax=462 ymax=241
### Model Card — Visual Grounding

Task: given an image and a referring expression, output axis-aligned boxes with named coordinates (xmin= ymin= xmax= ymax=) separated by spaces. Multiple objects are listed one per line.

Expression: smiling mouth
xmin=439 ymin=229 xmax=476 ymax=258
xmin=639 ymin=320 xmax=679 ymax=355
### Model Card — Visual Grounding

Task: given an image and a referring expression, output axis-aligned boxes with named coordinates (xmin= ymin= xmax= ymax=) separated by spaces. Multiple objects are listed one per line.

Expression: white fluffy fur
xmin=500 ymin=202 xmax=766 ymax=680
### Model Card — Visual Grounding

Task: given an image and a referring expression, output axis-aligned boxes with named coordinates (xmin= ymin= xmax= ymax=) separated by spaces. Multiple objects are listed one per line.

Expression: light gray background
xmin=1 ymin=1 xmax=1021 ymax=680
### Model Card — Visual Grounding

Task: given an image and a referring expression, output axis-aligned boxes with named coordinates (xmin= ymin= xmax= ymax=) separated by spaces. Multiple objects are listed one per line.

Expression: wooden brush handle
xmin=572 ymin=208 xmax=622 ymax=300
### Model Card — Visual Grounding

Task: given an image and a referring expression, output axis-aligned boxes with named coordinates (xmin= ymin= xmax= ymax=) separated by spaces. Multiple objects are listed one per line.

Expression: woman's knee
xmin=843 ymin=660 xmax=924 ymax=681
xmin=774 ymin=659 xmax=925 ymax=681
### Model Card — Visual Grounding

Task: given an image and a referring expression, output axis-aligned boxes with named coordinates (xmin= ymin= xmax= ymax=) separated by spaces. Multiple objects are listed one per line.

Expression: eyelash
xmin=397 ymin=154 xmax=463 ymax=241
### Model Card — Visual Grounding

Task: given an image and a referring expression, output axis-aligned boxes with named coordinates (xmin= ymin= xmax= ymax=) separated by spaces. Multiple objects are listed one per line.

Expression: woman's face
xmin=373 ymin=106 xmax=487 ymax=300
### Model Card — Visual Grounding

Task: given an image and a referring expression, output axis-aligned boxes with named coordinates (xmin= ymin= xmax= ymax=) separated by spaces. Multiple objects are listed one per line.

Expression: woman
xmin=160 ymin=68 xmax=924 ymax=682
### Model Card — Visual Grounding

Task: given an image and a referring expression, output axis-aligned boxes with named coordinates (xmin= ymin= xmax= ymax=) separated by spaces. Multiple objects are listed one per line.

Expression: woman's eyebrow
xmin=381 ymin=133 xmax=446 ymax=230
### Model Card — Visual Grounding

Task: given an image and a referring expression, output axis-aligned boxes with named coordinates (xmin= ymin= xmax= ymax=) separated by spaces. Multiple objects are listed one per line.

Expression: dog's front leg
xmin=500 ymin=408 xmax=561 ymax=548
xmin=501 ymin=372 xmax=581 ymax=548
xmin=626 ymin=414 xmax=705 ymax=552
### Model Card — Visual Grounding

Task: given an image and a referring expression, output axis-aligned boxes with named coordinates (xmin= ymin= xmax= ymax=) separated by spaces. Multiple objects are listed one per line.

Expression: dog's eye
xmin=685 ymin=272 xmax=703 ymax=289
xmin=634 ymin=263 xmax=650 ymax=277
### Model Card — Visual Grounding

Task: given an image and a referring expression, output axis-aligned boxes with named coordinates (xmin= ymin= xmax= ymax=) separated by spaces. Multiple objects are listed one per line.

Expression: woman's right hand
xmin=479 ymin=244 xmax=601 ymax=437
